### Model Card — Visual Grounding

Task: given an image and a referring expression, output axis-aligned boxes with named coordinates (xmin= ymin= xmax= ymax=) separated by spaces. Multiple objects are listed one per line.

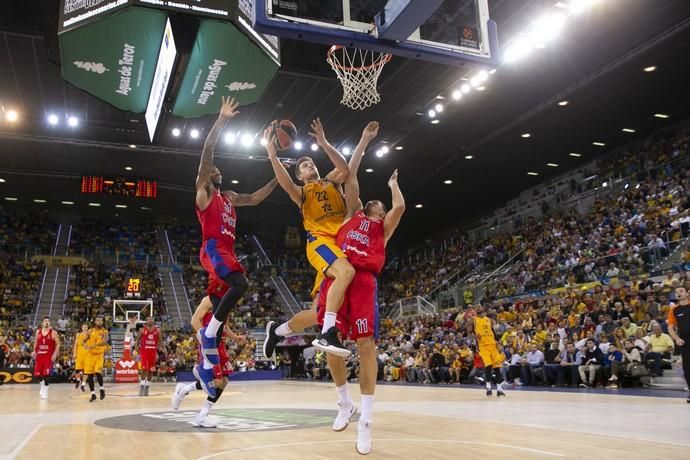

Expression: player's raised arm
xmin=264 ymin=132 xmax=302 ymax=205
xmin=224 ymin=177 xmax=278 ymax=207
xmin=344 ymin=122 xmax=379 ymax=219
xmin=383 ymin=169 xmax=405 ymax=245
xmin=309 ymin=118 xmax=349 ymax=184
xmin=196 ymin=96 xmax=240 ymax=209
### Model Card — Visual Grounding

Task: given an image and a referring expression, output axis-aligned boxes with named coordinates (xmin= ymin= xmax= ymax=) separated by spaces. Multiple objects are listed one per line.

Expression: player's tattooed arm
xmin=196 ymin=96 xmax=240 ymax=192
xmin=225 ymin=178 xmax=278 ymax=207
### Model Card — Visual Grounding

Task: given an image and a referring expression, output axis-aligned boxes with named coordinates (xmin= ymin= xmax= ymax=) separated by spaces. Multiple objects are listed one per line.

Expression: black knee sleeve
xmin=207 ymin=387 xmax=224 ymax=403
xmin=493 ymin=367 xmax=504 ymax=384
xmin=87 ymin=374 xmax=95 ymax=391
xmin=96 ymin=373 xmax=104 ymax=386
xmin=213 ymin=272 xmax=248 ymax=322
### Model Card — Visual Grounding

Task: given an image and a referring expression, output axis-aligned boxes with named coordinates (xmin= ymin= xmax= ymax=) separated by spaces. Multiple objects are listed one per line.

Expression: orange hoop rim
xmin=327 ymin=45 xmax=392 ymax=72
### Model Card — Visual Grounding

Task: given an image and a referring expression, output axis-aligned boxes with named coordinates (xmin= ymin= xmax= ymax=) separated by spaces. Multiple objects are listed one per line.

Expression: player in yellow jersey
xmin=83 ymin=316 xmax=109 ymax=402
xmin=470 ymin=306 xmax=506 ymax=397
xmin=264 ymin=119 xmax=380 ymax=357
xmin=71 ymin=323 xmax=89 ymax=392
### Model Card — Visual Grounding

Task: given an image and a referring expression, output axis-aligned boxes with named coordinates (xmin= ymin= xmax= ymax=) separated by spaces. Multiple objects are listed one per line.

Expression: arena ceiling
xmin=1 ymin=0 xmax=690 ymax=248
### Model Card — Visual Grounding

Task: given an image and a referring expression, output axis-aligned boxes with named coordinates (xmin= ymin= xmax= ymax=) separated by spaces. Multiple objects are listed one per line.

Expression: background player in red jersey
xmin=194 ymin=96 xmax=277 ymax=397
xmin=317 ymin=153 xmax=405 ymax=454
xmin=32 ymin=317 xmax=60 ymax=400
xmin=136 ymin=316 xmax=163 ymax=397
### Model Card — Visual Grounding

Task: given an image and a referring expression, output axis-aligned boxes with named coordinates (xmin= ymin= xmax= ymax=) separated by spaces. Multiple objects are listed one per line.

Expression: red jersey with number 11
xmin=336 ymin=211 xmax=385 ymax=275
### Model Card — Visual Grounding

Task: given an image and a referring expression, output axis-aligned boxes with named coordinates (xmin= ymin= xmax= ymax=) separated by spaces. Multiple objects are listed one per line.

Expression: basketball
xmin=270 ymin=119 xmax=297 ymax=151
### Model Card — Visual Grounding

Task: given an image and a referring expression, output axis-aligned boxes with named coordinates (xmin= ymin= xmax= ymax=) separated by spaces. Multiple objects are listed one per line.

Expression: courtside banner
xmin=172 ymin=20 xmax=279 ymax=117
xmin=59 ymin=0 xmax=133 ymax=34
xmin=59 ymin=7 xmax=168 ymax=113
xmin=115 ymin=359 xmax=140 ymax=383
xmin=0 ymin=368 xmax=37 ymax=384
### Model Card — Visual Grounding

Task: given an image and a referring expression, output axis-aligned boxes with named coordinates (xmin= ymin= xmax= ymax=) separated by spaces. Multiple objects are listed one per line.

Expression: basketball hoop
xmin=327 ymin=45 xmax=392 ymax=111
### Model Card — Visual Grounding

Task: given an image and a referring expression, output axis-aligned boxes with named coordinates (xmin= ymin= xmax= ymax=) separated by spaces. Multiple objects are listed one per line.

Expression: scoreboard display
xmin=126 ymin=278 xmax=141 ymax=297
xmin=81 ymin=176 xmax=158 ymax=199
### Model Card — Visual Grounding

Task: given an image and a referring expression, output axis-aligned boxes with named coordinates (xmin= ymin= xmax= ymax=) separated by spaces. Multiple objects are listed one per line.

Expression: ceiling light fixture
xmin=435 ymin=103 xmax=444 ymax=113
xmin=6 ymin=110 xmax=18 ymax=122
xmin=365 ymin=168 xmax=373 ymax=173
xmin=342 ymin=146 xmax=351 ymax=156
xmin=654 ymin=113 xmax=669 ymax=119
xmin=88 ymin=203 xmax=101 ymax=207
xmin=125 ymin=166 xmax=133 ymax=171
xmin=260 ymin=137 xmax=268 ymax=146
xmin=546 ymin=163 xmax=559 ymax=167
xmin=521 ymin=133 xmax=531 ymax=138
xmin=115 ymin=204 xmax=127 ymax=209
xmin=444 ymin=180 xmax=452 ymax=184
xmin=569 ymin=152 xmax=582 ymax=157
xmin=241 ymin=133 xmax=254 ymax=147
xmin=294 ymin=141 xmax=303 ymax=150
xmin=5 ymin=197 xmax=18 ymax=201
xmin=394 ymin=146 xmax=403 ymax=151
xmin=190 ymin=129 xmax=200 ymax=139
xmin=428 ymin=109 xmax=436 ymax=118
xmin=61 ymin=201 xmax=74 ymax=205
xmin=0 ymin=178 xmax=5 ymax=183
xmin=461 ymin=83 xmax=471 ymax=94
xmin=431 ymin=119 xmax=440 ymax=124
xmin=464 ymin=155 xmax=473 ymax=160
xmin=592 ymin=141 xmax=606 ymax=146
xmin=310 ymin=143 xmax=318 ymax=151
xmin=622 ymin=128 xmax=636 ymax=133
xmin=128 ymin=144 xmax=136 ymax=149
xmin=643 ymin=65 xmax=656 ymax=72
xmin=224 ymin=132 xmax=236 ymax=144
xmin=451 ymin=90 xmax=462 ymax=100
xmin=33 ymin=199 xmax=47 ymax=203
xmin=558 ymin=100 xmax=569 ymax=106
xmin=67 ymin=116 xmax=78 ymax=127
xmin=527 ymin=172 xmax=539 ymax=176
xmin=47 ymin=114 xmax=59 ymax=125
xmin=231 ymin=180 xmax=239 ymax=184
xmin=415 ymin=204 xmax=423 ymax=208
xmin=503 ymin=36 xmax=532 ymax=63
xmin=172 ymin=128 xmax=181 ymax=137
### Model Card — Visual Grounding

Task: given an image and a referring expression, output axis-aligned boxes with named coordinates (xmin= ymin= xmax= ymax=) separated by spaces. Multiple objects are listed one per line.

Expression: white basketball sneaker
xmin=332 ymin=401 xmax=357 ymax=432
xmin=356 ymin=420 xmax=373 ymax=455
xmin=40 ymin=386 xmax=48 ymax=400
xmin=192 ymin=413 xmax=217 ymax=428
xmin=171 ymin=383 xmax=187 ymax=410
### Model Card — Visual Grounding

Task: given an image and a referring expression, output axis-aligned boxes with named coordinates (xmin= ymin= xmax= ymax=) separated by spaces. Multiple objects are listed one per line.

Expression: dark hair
xmin=295 ymin=156 xmax=313 ymax=181
xmin=364 ymin=200 xmax=387 ymax=216
xmin=42 ymin=316 xmax=50 ymax=321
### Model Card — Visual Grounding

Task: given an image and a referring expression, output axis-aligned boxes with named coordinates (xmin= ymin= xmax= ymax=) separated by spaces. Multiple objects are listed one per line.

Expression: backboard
xmin=251 ymin=0 xmax=499 ymax=67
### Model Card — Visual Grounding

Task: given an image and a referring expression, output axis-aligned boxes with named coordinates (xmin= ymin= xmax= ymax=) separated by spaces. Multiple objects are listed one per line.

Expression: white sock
xmin=336 ymin=383 xmax=352 ymax=405
xmin=497 ymin=382 xmax=504 ymax=392
xmin=99 ymin=384 xmax=104 ymax=390
xmin=203 ymin=357 xmax=213 ymax=370
xmin=205 ymin=317 xmax=222 ymax=338
xmin=275 ymin=322 xmax=292 ymax=337
xmin=360 ymin=395 xmax=374 ymax=423
xmin=144 ymin=380 xmax=150 ymax=387
xmin=200 ymin=400 xmax=214 ymax=417
xmin=486 ymin=381 xmax=492 ymax=390
xmin=183 ymin=382 xmax=198 ymax=394
xmin=323 ymin=312 xmax=337 ymax=333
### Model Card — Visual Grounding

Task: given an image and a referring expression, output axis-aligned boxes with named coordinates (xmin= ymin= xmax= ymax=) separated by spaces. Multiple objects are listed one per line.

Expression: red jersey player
xmin=136 ymin=316 xmax=162 ymax=396
xmin=194 ymin=96 xmax=277 ymax=398
xmin=316 ymin=163 xmax=404 ymax=455
xmin=32 ymin=317 xmax=61 ymax=400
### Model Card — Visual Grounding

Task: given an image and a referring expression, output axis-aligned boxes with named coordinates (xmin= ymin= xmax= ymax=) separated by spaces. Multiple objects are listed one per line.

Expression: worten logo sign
xmin=95 ymin=408 xmax=348 ymax=433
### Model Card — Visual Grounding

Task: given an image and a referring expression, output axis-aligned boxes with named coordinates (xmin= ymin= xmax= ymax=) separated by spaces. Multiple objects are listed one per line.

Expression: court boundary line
xmin=196 ymin=438 xmax=565 ymax=459
xmin=7 ymin=423 xmax=42 ymax=460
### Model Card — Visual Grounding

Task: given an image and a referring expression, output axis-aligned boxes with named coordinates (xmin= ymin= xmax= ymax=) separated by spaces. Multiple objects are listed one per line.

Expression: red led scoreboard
xmin=81 ymin=176 xmax=157 ymax=198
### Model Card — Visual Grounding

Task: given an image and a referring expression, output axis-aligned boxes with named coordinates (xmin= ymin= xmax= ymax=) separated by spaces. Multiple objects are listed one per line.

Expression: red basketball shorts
xmin=206 ymin=274 xmax=230 ymax=299
xmin=140 ymin=349 xmax=157 ymax=371
xmin=200 ymin=239 xmax=245 ymax=282
xmin=317 ymin=270 xmax=379 ymax=341
xmin=33 ymin=355 xmax=53 ymax=378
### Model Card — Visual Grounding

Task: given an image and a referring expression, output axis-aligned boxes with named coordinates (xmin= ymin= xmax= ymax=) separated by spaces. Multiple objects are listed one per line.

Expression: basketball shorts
xmin=477 ymin=343 xmax=502 ymax=368
xmin=200 ymin=239 xmax=245 ymax=281
xmin=207 ymin=274 xmax=230 ymax=299
xmin=317 ymin=271 xmax=378 ymax=341
xmin=84 ymin=353 xmax=105 ymax=374
xmin=140 ymin=349 xmax=157 ymax=371
xmin=311 ymin=270 xmax=325 ymax=299
xmin=306 ymin=233 xmax=346 ymax=278
xmin=33 ymin=355 xmax=53 ymax=377
xmin=75 ymin=352 xmax=86 ymax=371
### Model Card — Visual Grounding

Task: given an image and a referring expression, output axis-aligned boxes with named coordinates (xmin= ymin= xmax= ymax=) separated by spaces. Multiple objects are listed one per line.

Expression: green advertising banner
xmin=172 ymin=20 xmax=279 ymax=118
xmin=59 ymin=7 xmax=168 ymax=113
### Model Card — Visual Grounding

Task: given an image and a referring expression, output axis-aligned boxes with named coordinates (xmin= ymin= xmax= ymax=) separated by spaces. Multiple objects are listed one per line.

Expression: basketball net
xmin=327 ymin=45 xmax=391 ymax=111
xmin=126 ymin=315 xmax=138 ymax=341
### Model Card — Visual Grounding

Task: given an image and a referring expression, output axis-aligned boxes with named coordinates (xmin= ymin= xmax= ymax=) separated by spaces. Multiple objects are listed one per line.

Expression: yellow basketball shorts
xmin=84 ymin=353 xmax=105 ymax=375
xmin=306 ymin=234 xmax=345 ymax=277
xmin=478 ymin=343 xmax=502 ymax=368
xmin=75 ymin=352 xmax=86 ymax=371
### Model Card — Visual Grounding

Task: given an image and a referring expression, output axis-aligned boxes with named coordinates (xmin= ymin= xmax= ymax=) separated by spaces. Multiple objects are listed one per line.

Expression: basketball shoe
xmin=312 ymin=326 xmax=351 ymax=358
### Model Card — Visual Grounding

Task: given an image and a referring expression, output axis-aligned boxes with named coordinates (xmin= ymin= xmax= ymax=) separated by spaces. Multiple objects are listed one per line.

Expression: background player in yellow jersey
xmin=470 ymin=306 xmax=506 ymax=397
xmin=83 ymin=316 xmax=109 ymax=402
xmin=264 ymin=119 xmax=379 ymax=357
xmin=71 ymin=323 xmax=88 ymax=392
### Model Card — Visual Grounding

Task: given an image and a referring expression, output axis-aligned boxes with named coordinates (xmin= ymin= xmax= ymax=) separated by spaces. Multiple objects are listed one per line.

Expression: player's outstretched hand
xmin=263 ymin=128 xmax=278 ymax=158
xmin=309 ymin=118 xmax=327 ymax=146
xmin=362 ymin=121 xmax=379 ymax=141
xmin=388 ymin=169 xmax=399 ymax=188
xmin=219 ymin=96 xmax=240 ymax=120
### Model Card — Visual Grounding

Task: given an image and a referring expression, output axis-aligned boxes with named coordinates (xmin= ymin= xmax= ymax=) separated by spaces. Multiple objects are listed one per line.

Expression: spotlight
xmin=260 ymin=137 xmax=268 ymax=146
xmin=452 ymin=90 xmax=462 ymax=100
xmin=231 ymin=180 xmax=239 ymax=184
xmin=435 ymin=103 xmax=444 ymax=113
xmin=342 ymin=146 xmax=351 ymax=156
xmin=461 ymin=84 xmax=471 ymax=94
xmin=395 ymin=146 xmax=404 ymax=151
xmin=503 ymin=37 xmax=532 ymax=63
xmin=381 ymin=146 xmax=390 ymax=154
xmin=125 ymin=166 xmax=133 ymax=171
xmin=224 ymin=132 xmax=236 ymax=144
xmin=470 ymin=70 xmax=488 ymax=87
xmin=528 ymin=12 xmax=566 ymax=47
xmin=241 ymin=133 xmax=254 ymax=147
xmin=68 ymin=116 xmax=78 ymax=127
xmin=190 ymin=129 xmax=200 ymax=139
xmin=376 ymin=149 xmax=384 ymax=158
xmin=310 ymin=143 xmax=318 ymax=151
xmin=431 ymin=120 xmax=440 ymax=124
xmin=172 ymin=128 xmax=181 ymax=137
xmin=6 ymin=110 xmax=18 ymax=122
xmin=294 ymin=141 xmax=303 ymax=150
xmin=570 ymin=0 xmax=598 ymax=15
xmin=47 ymin=114 xmax=59 ymax=125
xmin=428 ymin=109 xmax=436 ymax=118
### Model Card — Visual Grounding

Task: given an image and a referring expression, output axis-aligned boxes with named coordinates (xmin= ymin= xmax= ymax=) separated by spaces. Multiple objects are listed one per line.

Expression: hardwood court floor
xmin=1 ymin=380 xmax=689 ymax=460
